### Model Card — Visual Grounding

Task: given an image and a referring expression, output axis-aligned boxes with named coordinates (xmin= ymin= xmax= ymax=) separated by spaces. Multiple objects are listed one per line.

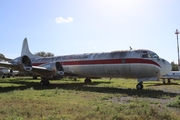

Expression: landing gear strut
xmin=84 ymin=78 xmax=92 ymax=84
xmin=167 ymin=79 xmax=171 ymax=84
xmin=40 ymin=79 xmax=50 ymax=86
xmin=136 ymin=82 xmax=143 ymax=90
xmin=162 ymin=79 xmax=171 ymax=84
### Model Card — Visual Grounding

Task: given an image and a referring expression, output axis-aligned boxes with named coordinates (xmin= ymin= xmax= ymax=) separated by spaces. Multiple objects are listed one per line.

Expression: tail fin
xmin=21 ymin=38 xmax=40 ymax=59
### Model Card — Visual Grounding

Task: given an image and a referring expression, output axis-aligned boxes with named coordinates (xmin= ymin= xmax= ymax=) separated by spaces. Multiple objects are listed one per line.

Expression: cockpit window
xmin=142 ymin=53 xmax=159 ymax=58
xmin=151 ymin=53 xmax=159 ymax=58
xmin=142 ymin=53 xmax=151 ymax=58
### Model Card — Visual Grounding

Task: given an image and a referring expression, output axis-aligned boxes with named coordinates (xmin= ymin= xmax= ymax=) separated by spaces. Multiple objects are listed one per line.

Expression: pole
xmin=175 ymin=29 xmax=180 ymax=70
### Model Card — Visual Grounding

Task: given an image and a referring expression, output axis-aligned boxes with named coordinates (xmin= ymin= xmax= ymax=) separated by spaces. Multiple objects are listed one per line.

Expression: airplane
xmin=161 ymin=71 xmax=180 ymax=83
xmin=0 ymin=67 xmax=13 ymax=78
xmin=0 ymin=38 xmax=172 ymax=89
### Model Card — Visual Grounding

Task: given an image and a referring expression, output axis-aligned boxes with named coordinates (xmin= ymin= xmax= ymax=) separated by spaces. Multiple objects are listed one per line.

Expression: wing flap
xmin=32 ymin=66 xmax=54 ymax=76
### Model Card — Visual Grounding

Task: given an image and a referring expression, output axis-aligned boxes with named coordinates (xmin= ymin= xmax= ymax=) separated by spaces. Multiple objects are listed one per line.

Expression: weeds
xmin=0 ymin=77 xmax=180 ymax=119
xmin=168 ymin=95 xmax=180 ymax=108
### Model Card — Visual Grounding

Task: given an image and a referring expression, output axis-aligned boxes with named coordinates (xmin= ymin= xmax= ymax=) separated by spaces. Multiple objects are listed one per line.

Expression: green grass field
xmin=0 ymin=77 xmax=180 ymax=120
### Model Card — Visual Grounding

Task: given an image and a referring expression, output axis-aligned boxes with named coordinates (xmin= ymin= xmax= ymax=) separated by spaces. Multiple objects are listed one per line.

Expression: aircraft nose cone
xmin=161 ymin=59 xmax=172 ymax=76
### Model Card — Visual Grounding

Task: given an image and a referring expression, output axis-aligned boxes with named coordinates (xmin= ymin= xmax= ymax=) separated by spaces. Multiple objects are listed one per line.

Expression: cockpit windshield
xmin=142 ymin=51 xmax=159 ymax=58
xmin=151 ymin=53 xmax=159 ymax=58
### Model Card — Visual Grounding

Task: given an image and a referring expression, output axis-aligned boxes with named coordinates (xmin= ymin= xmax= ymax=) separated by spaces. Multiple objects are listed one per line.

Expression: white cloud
xmin=55 ymin=17 xmax=73 ymax=24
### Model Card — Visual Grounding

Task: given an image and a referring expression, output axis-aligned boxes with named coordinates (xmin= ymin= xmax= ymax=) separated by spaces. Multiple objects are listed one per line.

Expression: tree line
xmin=34 ymin=51 xmax=54 ymax=57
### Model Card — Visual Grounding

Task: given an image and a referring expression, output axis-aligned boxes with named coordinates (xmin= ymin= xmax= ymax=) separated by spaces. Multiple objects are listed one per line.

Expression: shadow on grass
xmin=145 ymin=82 xmax=179 ymax=87
xmin=0 ymin=79 xmax=179 ymax=99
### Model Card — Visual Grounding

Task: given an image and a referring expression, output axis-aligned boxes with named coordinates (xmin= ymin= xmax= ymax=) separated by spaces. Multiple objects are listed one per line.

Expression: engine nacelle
xmin=11 ymin=55 xmax=32 ymax=71
xmin=39 ymin=62 xmax=64 ymax=78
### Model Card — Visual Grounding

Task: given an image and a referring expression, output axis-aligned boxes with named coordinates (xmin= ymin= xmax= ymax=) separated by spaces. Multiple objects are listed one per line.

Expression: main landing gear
xmin=40 ymin=79 xmax=50 ymax=86
xmin=84 ymin=78 xmax=92 ymax=84
xmin=136 ymin=82 xmax=143 ymax=90
xmin=162 ymin=79 xmax=171 ymax=84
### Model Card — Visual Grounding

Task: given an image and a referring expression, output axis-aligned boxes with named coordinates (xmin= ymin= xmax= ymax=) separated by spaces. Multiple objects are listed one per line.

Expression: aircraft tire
xmin=136 ymin=83 xmax=143 ymax=90
xmin=40 ymin=80 xmax=44 ymax=86
xmin=33 ymin=76 xmax=38 ymax=79
xmin=40 ymin=80 xmax=50 ymax=86
xmin=2 ymin=75 xmax=5 ymax=78
xmin=73 ymin=77 xmax=77 ymax=81
xmin=84 ymin=78 xmax=92 ymax=84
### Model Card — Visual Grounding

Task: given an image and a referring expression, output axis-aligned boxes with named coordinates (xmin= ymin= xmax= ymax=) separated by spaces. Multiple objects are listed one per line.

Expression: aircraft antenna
xmin=129 ymin=46 xmax=132 ymax=50
xmin=175 ymin=29 xmax=180 ymax=70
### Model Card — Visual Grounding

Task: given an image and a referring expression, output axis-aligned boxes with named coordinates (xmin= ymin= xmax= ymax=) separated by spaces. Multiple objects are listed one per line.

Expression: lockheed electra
xmin=0 ymin=38 xmax=171 ymax=89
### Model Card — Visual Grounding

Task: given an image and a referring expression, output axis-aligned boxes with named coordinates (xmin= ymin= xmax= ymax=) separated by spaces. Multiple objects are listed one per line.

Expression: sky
xmin=0 ymin=0 xmax=180 ymax=63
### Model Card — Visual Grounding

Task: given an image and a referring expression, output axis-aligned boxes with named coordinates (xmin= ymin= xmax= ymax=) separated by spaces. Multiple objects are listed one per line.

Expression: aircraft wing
xmin=31 ymin=63 xmax=81 ymax=78
xmin=0 ymin=61 xmax=64 ymax=78
xmin=31 ymin=66 xmax=62 ymax=76
xmin=0 ymin=62 xmax=21 ymax=70
xmin=32 ymin=66 xmax=78 ymax=77
xmin=31 ymin=62 xmax=64 ymax=78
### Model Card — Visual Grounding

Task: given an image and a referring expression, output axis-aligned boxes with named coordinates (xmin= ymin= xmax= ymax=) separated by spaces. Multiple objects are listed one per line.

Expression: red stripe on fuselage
xmin=32 ymin=58 xmax=161 ymax=67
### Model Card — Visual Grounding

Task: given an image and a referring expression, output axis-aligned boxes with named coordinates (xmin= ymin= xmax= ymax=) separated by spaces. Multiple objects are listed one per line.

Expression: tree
xmin=34 ymin=51 xmax=54 ymax=57
xmin=0 ymin=53 xmax=5 ymax=61
xmin=0 ymin=53 xmax=5 ymax=59
xmin=171 ymin=61 xmax=178 ymax=71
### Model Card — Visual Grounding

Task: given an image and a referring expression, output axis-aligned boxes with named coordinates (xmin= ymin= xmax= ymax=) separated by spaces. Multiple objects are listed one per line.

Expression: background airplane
xmin=161 ymin=71 xmax=180 ymax=81
xmin=0 ymin=38 xmax=172 ymax=89
xmin=0 ymin=67 xmax=13 ymax=78
xmin=160 ymin=29 xmax=180 ymax=83
xmin=161 ymin=70 xmax=180 ymax=84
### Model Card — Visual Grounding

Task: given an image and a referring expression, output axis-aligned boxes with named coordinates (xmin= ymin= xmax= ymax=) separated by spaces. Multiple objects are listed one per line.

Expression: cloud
xmin=55 ymin=17 xmax=73 ymax=24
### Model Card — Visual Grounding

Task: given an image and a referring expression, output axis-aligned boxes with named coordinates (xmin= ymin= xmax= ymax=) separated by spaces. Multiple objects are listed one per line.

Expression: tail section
xmin=21 ymin=38 xmax=40 ymax=59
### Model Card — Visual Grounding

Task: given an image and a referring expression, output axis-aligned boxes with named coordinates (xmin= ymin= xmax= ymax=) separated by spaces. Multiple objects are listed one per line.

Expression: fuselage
xmin=0 ymin=67 xmax=11 ymax=75
xmin=30 ymin=49 xmax=171 ymax=79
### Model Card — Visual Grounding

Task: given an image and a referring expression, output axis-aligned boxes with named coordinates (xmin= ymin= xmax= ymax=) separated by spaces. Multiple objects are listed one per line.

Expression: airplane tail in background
xmin=21 ymin=38 xmax=40 ymax=59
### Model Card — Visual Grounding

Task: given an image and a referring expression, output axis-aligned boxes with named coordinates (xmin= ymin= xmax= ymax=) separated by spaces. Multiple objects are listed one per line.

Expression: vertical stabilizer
xmin=21 ymin=38 xmax=39 ymax=59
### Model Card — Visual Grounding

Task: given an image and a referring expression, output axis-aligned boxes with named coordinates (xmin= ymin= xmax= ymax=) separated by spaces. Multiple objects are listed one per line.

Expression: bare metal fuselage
xmin=31 ymin=49 xmax=171 ymax=79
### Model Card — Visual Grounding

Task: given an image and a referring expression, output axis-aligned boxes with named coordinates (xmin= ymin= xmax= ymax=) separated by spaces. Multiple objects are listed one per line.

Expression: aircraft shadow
xmin=0 ymin=80 xmax=179 ymax=98
xmin=0 ymin=80 xmax=110 ymax=92
xmin=145 ymin=82 xmax=179 ymax=87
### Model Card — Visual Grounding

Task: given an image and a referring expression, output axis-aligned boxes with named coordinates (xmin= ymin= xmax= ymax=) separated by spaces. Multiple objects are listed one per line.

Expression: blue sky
xmin=0 ymin=0 xmax=180 ymax=63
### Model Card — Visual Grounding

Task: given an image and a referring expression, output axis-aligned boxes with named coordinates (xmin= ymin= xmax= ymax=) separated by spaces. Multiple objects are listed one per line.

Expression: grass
xmin=168 ymin=95 xmax=180 ymax=108
xmin=0 ymin=77 xmax=180 ymax=120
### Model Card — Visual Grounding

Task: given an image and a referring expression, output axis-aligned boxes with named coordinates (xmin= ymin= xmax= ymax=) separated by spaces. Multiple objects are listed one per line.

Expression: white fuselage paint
xmin=31 ymin=49 xmax=172 ymax=80
xmin=62 ymin=64 xmax=159 ymax=78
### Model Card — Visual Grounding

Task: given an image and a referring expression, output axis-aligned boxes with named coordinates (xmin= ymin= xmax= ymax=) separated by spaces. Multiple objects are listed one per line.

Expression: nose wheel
xmin=136 ymin=82 xmax=143 ymax=90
